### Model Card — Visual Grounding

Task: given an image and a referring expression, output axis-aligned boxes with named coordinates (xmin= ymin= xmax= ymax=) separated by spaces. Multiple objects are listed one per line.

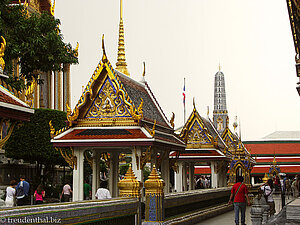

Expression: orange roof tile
xmin=245 ymin=142 xmax=300 ymax=155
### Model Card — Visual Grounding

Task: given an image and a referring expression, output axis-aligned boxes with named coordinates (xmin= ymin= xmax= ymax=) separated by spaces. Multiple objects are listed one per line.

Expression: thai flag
xmin=183 ymin=79 xmax=186 ymax=105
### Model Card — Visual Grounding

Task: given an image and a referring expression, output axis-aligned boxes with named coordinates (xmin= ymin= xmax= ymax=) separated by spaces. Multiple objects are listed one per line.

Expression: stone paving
xmin=196 ymin=194 xmax=295 ymax=225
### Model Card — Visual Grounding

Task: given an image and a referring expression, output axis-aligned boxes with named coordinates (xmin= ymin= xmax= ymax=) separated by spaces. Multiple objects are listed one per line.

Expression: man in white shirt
xmin=95 ymin=181 xmax=111 ymax=200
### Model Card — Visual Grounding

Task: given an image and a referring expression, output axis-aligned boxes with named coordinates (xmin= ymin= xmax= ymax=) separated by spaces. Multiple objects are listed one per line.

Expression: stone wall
xmin=0 ymin=198 xmax=139 ymax=225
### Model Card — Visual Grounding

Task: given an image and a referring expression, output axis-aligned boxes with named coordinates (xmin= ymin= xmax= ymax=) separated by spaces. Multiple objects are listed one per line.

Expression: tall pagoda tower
xmin=213 ymin=65 xmax=228 ymax=134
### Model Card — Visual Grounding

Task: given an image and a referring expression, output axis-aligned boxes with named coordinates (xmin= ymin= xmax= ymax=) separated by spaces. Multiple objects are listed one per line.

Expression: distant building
xmin=176 ymin=67 xmax=254 ymax=187
xmin=213 ymin=67 xmax=228 ymax=134
xmin=244 ymin=131 xmax=300 ymax=181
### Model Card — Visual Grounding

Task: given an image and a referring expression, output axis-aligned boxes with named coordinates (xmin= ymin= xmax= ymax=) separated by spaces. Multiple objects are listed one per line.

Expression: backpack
xmin=16 ymin=182 xmax=25 ymax=199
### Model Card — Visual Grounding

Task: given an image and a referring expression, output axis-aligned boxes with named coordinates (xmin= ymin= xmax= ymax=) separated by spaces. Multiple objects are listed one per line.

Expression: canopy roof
xmin=173 ymin=105 xmax=232 ymax=161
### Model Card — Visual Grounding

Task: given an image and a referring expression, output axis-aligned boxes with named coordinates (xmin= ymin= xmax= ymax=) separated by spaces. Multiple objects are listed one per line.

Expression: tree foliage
xmin=0 ymin=0 xmax=78 ymax=89
xmin=4 ymin=108 xmax=67 ymax=167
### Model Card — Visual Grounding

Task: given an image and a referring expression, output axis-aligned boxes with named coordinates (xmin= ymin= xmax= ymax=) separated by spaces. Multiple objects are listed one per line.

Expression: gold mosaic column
xmin=47 ymin=71 xmax=52 ymax=109
xmin=143 ymin=165 xmax=165 ymax=224
xmin=54 ymin=70 xmax=62 ymax=110
xmin=118 ymin=164 xmax=142 ymax=197
xmin=63 ymin=63 xmax=71 ymax=112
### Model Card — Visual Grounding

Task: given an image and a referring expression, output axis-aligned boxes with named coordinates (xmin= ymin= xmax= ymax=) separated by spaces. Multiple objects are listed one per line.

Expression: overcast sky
xmin=55 ymin=0 xmax=300 ymax=141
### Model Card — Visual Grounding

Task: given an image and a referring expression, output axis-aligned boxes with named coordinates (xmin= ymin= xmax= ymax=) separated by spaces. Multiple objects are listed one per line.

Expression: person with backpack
xmin=228 ymin=176 xmax=251 ymax=225
xmin=261 ymin=179 xmax=275 ymax=216
xmin=16 ymin=175 xmax=30 ymax=206
xmin=34 ymin=184 xmax=45 ymax=204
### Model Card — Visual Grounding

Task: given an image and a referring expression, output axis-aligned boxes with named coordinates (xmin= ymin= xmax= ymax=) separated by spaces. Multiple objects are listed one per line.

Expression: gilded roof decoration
xmin=49 ymin=120 xmax=68 ymax=138
xmin=66 ymin=104 xmax=79 ymax=127
xmin=116 ymin=0 xmax=130 ymax=76
xmin=84 ymin=77 xmax=132 ymax=119
xmin=74 ymin=42 xmax=79 ymax=58
xmin=180 ymin=107 xmax=215 ymax=149
xmin=145 ymin=120 xmax=156 ymax=137
xmin=64 ymin=35 xmax=143 ymax=128
xmin=50 ymin=0 xmax=55 ymax=16
xmin=0 ymin=36 xmax=6 ymax=72
xmin=170 ymin=112 xmax=175 ymax=128
xmin=221 ymin=126 xmax=238 ymax=151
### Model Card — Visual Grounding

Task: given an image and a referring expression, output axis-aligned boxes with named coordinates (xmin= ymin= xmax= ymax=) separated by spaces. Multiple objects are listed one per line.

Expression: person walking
xmin=5 ymin=180 xmax=16 ymax=207
xmin=228 ymin=176 xmax=251 ymax=225
xmin=95 ymin=181 xmax=111 ymax=200
xmin=16 ymin=175 xmax=30 ymax=206
xmin=292 ymin=178 xmax=298 ymax=198
xmin=61 ymin=183 xmax=72 ymax=202
xmin=261 ymin=179 xmax=275 ymax=216
xmin=84 ymin=180 xmax=91 ymax=200
xmin=34 ymin=184 xmax=45 ymax=204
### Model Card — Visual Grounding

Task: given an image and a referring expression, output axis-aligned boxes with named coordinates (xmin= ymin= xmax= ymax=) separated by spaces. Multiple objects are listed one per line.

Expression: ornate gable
xmin=187 ymin=120 xmax=213 ymax=147
xmin=84 ymin=76 xmax=131 ymax=119
xmin=180 ymin=107 xmax=215 ymax=149
xmin=221 ymin=127 xmax=237 ymax=151
xmin=65 ymin=36 xmax=143 ymax=128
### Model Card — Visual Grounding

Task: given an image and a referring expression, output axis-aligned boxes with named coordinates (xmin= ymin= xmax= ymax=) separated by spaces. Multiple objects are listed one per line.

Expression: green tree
xmin=4 ymin=108 xmax=68 ymax=182
xmin=0 ymin=0 xmax=78 ymax=90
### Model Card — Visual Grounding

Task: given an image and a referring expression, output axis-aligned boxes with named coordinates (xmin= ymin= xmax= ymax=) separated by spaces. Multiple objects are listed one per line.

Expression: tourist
xmin=196 ymin=176 xmax=201 ymax=189
xmin=5 ymin=180 xmax=16 ymax=207
xmin=274 ymin=175 xmax=280 ymax=193
xmin=228 ymin=176 xmax=250 ymax=225
xmin=291 ymin=178 xmax=298 ymax=197
xmin=34 ymin=184 xmax=45 ymax=204
xmin=61 ymin=183 xmax=72 ymax=202
xmin=16 ymin=175 xmax=30 ymax=206
xmin=261 ymin=179 xmax=275 ymax=216
xmin=95 ymin=181 xmax=111 ymax=200
xmin=285 ymin=178 xmax=291 ymax=199
xmin=204 ymin=176 xmax=209 ymax=189
xmin=84 ymin=180 xmax=91 ymax=200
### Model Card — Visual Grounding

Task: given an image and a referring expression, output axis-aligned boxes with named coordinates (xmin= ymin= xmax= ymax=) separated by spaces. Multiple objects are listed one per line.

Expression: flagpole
xmin=183 ymin=77 xmax=186 ymax=124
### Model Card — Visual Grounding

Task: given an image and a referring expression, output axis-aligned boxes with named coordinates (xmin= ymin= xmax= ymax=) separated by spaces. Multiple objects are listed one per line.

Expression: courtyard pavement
xmin=196 ymin=194 xmax=295 ymax=225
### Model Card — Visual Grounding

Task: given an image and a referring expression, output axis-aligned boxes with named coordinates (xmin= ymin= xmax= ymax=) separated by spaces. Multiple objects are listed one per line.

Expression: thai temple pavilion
xmin=222 ymin=122 xmax=255 ymax=187
xmin=177 ymin=67 xmax=255 ymax=187
xmin=51 ymin=0 xmax=185 ymax=201
xmin=172 ymin=102 xmax=232 ymax=189
xmin=10 ymin=0 xmax=78 ymax=111
xmin=245 ymin=131 xmax=300 ymax=181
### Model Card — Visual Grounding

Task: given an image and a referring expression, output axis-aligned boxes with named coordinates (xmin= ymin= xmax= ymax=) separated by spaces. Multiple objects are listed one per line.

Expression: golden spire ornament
xmin=116 ymin=0 xmax=130 ymax=76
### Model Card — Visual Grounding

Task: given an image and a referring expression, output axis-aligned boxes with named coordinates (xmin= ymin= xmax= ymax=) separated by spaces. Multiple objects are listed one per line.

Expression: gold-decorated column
xmin=54 ymin=70 xmax=62 ymax=110
xmin=63 ymin=63 xmax=71 ymax=112
xmin=143 ymin=165 xmax=165 ymax=224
